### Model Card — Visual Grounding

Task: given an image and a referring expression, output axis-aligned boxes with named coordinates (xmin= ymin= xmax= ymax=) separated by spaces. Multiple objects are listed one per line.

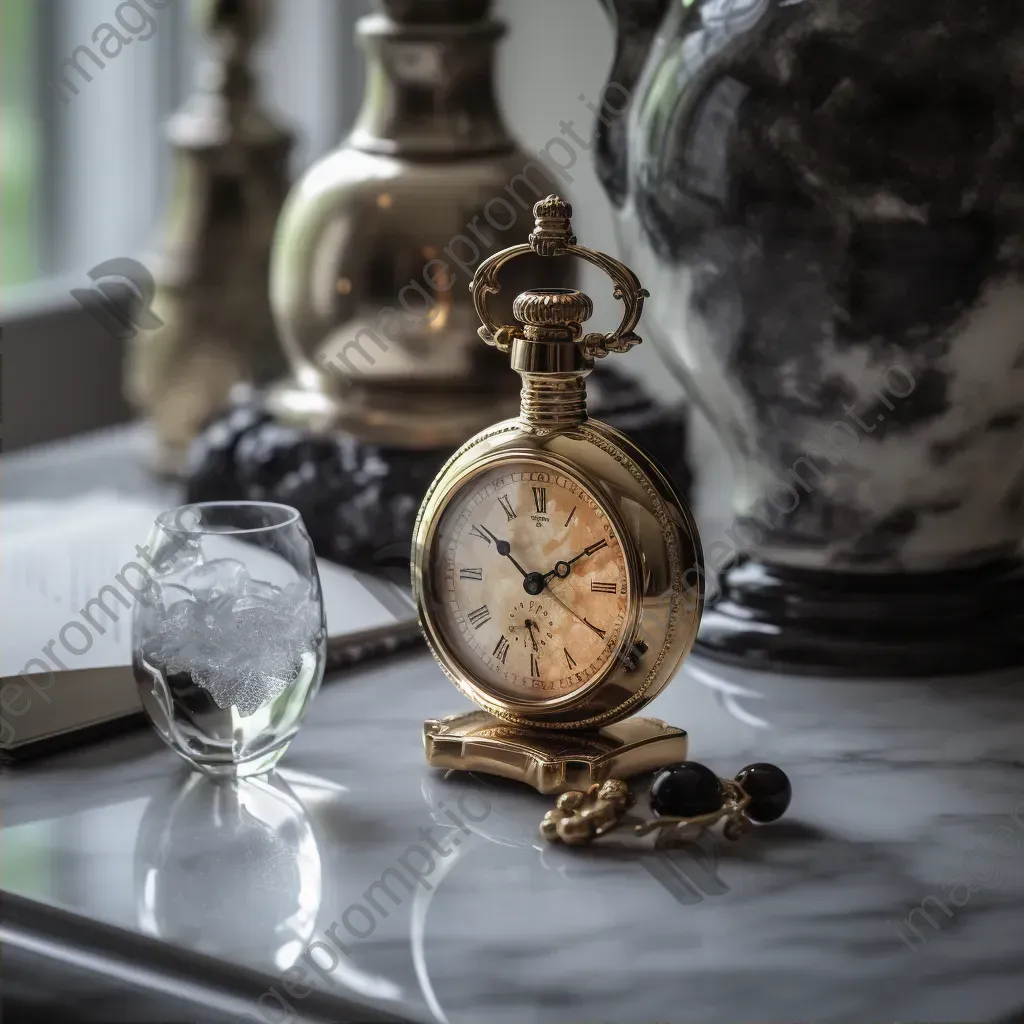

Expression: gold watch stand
xmin=424 ymin=712 xmax=687 ymax=795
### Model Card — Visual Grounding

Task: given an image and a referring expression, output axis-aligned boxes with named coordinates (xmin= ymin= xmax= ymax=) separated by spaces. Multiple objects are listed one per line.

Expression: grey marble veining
xmin=4 ymin=650 xmax=1024 ymax=1024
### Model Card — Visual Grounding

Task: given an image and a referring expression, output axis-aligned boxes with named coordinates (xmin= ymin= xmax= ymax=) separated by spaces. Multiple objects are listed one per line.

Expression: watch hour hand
xmin=480 ymin=525 xmax=530 ymax=579
xmin=507 ymin=554 xmax=532 ymax=579
xmin=479 ymin=524 xmax=507 ymax=554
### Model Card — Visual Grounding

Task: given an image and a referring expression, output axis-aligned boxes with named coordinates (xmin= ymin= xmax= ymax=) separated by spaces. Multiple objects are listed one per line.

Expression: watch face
xmin=428 ymin=461 xmax=631 ymax=704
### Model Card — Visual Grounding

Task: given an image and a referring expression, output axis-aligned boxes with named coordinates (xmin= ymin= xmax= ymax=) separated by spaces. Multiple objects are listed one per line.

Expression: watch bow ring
xmin=470 ymin=195 xmax=650 ymax=361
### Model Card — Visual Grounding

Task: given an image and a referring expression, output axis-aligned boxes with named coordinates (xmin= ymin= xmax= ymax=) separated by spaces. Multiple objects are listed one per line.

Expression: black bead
xmin=649 ymin=761 xmax=723 ymax=818
xmin=735 ymin=763 xmax=791 ymax=823
xmin=184 ymin=399 xmax=272 ymax=503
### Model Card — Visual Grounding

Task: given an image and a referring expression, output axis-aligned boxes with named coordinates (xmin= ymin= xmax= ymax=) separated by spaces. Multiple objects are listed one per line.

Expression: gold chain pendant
xmin=540 ymin=761 xmax=793 ymax=847
xmin=412 ymin=197 xmax=704 ymax=793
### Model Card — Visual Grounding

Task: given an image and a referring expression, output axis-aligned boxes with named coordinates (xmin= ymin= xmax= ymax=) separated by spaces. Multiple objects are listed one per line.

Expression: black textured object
xmin=180 ymin=398 xmax=274 ymax=502
xmin=735 ymin=763 xmax=791 ymax=824
xmin=649 ymin=761 xmax=723 ymax=819
xmin=377 ymin=0 xmax=491 ymax=22
xmin=185 ymin=368 xmax=691 ymax=573
xmin=699 ymin=555 xmax=1024 ymax=677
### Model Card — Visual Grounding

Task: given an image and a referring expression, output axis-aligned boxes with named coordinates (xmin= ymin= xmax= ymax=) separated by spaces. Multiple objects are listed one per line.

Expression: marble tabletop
xmin=3 ymin=427 xmax=1024 ymax=1023
xmin=4 ymin=647 xmax=1024 ymax=1023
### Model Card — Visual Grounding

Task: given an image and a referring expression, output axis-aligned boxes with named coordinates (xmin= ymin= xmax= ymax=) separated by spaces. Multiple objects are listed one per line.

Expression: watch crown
xmin=512 ymin=288 xmax=594 ymax=333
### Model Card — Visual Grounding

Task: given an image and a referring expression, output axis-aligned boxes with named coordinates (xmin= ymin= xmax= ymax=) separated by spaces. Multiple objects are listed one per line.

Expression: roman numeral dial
xmin=435 ymin=462 xmax=630 ymax=704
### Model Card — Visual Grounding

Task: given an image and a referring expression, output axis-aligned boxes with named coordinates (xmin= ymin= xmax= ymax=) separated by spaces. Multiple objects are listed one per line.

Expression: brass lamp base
xmin=423 ymin=711 xmax=688 ymax=795
xmin=265 ymin=376 xmax=520 ymax=449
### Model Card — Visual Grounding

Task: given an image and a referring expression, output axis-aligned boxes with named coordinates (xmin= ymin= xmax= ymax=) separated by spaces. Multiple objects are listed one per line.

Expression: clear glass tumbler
xmin=133 ymin=502 xmax=327 ymax=778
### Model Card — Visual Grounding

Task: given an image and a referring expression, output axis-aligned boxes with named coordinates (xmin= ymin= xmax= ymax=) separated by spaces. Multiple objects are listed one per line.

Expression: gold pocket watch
xmin=412 ymin=197 xmax=704 ymax=794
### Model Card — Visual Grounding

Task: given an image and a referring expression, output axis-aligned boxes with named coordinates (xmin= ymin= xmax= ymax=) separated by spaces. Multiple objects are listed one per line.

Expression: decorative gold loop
xmin=469 ymin=196 xmax=650 ymax=360
xmin=470 ymin=242 xmax=533 ymax=354
xmin=572 ymin=248 xmax=649 ymax=360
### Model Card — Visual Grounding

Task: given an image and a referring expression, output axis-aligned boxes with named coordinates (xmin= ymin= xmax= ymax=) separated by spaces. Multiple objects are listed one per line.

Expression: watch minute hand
xmin=542 ymin=539 xmax=608 ymax=581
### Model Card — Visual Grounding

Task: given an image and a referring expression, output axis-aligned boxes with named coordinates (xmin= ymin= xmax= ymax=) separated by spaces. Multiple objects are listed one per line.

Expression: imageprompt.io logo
xmin=640 ymin=830 xmax=735 ymax=905
xmin=71 ymin=258 xmax=164 ymax=340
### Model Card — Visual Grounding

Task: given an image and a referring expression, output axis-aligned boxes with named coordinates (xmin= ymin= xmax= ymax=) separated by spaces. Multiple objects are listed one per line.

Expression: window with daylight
xmin=1 ymin=0 xmax=40 ymax=287
xmin=2 ymin=0 xmax=366 ymax=449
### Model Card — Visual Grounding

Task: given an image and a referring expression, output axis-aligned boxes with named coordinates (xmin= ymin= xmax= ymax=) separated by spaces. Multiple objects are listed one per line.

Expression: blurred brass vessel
xmin=127 ymin=0 xmax=292 ymax=475
xmin=268 ymin=0 xmax=573 ymax=448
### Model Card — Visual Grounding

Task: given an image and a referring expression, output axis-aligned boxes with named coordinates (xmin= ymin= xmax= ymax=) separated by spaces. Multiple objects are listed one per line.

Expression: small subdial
xmin=508 ymin=602 xmax=556 ymax=649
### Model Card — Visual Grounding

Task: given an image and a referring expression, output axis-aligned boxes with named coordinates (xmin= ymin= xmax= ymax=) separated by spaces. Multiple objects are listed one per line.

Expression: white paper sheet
xmin=1 ymin=493 xmax=413 ymax=680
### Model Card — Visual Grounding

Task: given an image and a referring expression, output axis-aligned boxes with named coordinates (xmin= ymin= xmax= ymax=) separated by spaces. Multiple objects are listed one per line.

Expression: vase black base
xmin=696 ymin=556 xmax=1024 ymax=677
xmin=184 ymin=369 xmax=692 ymax=576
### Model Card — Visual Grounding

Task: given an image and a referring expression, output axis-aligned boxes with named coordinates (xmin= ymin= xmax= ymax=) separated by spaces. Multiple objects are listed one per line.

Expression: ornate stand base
xmin=696 ymin=556 xmax=1024 ymax=677
xmin=185 ymin=369 xmax=691 ymax=572
xmin=423 ymin=711 xmax=689 ymax=795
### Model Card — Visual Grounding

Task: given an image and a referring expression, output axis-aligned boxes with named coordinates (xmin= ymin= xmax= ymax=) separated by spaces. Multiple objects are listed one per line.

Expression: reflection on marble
xmin=134 ymin=771 xmax=322 ymax=974
xmin=3 ymin=651 xmax=1024 ymax=1023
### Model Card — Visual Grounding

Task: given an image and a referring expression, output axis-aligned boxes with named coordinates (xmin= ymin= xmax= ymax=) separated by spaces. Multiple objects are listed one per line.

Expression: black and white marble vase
xmin=596 ymin=0 xmax=1024 ymax=676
